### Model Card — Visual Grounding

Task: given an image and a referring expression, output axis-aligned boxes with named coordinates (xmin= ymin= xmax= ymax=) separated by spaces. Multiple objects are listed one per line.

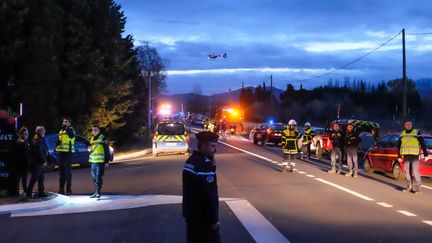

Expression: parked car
xmin=45 ymin=134 xmax=114 ymax=171
xmin=253 ymin=123 xmax=285 ymax=146
xmin=153 ymin=120 xmax=190 ymax=156
xmin=363 ymin=133 xmax=432 ymax=180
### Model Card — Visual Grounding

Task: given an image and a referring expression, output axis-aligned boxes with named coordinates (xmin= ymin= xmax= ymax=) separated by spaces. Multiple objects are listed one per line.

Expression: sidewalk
xmin=0 ymin=194 xmax=69 ymax=215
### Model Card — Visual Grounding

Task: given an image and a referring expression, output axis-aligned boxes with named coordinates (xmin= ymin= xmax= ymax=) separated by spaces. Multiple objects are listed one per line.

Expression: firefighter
xmin=88 ymin=125 xmax=110 ymax=198
xmin=328 ymin=123 xmax=343 ymax=174
xmin=56 ymin=117 xmax=76 ymax=195
xmin=301 ymin=122 xmax=315 ymax=160
xmin=183 ymin=131 xmax=220 ymax=243
xmin=281 ymin=119 xmax=301 ymax=172
xmin=397 ymin=119 xmax=428 ymax=193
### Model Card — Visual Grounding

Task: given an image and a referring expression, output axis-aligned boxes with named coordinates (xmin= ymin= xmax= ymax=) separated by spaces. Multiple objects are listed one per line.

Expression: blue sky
xmin=116 ymin=0 xmax=432 ymax=94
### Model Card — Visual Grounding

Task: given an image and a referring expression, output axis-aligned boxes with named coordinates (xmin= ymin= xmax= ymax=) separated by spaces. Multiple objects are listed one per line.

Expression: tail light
xmin=186 ymin=136 xmax=190 ymax=143
xmin=267 ymin=128 xmax=271 ymax=134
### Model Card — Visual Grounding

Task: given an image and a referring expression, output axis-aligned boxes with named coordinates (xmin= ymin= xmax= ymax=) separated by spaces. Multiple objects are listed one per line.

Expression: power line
xmin=294 ymin=31 xmax=402 ymax=83
xmin=406 ymin=32 xmax=432 ymax=36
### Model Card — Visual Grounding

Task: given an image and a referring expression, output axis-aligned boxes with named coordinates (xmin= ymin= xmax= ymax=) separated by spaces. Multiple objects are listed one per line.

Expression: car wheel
xmin=392 ymin=162 xmax=404 ymax=180
xmin=363 ymin=158 xmax=373 ymax=174
xmin=316 ymin=143 xmax=323 ymax=160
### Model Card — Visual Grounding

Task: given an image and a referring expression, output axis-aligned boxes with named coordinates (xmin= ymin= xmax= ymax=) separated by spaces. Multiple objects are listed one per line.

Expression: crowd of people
xmin=11 ymin=117 xmax=111 ymax=199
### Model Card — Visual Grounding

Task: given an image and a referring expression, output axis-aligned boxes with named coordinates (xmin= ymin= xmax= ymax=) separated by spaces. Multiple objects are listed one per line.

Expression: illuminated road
xmin=1 ymin=127 xmax=432 ymax=242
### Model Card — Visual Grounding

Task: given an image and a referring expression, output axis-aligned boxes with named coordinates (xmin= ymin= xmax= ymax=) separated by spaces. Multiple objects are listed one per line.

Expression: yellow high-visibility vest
xmin=282 ymin=128 xmax=299 ymax=153
xmin=56 ymin=129 xmax=75 ymax=153
xmin=400 ymin=129 xmax=420 ymax=155
xmin=89 ymin=134 xmax=106 ymax=163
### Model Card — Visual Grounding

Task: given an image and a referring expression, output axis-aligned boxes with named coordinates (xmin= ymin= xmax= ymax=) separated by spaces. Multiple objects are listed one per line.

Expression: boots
xmin=90 ymin=188 xmax=101 ymax=198
xmin=402 ymin=184 xmax=412 ymax=192
xmin=345 ymin=170 xmax=353 ymax=177
xmin=328 ymin=167 xmax=336 ymax=173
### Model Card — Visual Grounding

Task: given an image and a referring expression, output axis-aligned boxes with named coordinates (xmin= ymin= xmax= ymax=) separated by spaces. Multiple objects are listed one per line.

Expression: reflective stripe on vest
xmin=400 ymin=129 xmax=420 ymax=155
xmin=89 ymin=135 xmax=105 ymax=163
xmin=303 ymin=129 xmax=313 ymax=144
xmin=56 ymin=129 xmax=75 ymax=153
xmin=283 ymin=129 xmax=299 ymax=153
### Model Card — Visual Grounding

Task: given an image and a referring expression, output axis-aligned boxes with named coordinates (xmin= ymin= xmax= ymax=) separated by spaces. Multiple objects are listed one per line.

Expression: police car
xmin=152 ymin=121 xmax=190 ymax=156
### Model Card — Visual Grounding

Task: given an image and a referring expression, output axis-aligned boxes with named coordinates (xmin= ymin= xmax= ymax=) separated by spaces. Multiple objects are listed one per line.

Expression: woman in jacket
xmin=26 ymin=126 xmax=49 ymax=198
xmin=16 ymin=127 xmax=30 ymax=193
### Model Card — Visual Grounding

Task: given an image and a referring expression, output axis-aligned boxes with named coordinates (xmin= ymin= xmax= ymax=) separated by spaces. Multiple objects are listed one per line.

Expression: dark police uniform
xmin=183 ymin=132 xmax=220 ymax=243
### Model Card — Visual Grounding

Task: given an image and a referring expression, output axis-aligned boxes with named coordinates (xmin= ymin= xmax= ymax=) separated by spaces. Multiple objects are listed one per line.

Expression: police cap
xmin=196 ymin=131 xmax=219 ymax=143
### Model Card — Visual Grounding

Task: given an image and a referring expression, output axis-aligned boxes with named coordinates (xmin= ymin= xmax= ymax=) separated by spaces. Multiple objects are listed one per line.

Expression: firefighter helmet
xmin=288 ymin=119 xmax=297 ymax=126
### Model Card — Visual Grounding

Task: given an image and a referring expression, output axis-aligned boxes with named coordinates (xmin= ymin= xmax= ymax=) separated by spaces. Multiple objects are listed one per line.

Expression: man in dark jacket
xmin=26 ymin=126 xmax=49 ymax=198
xmin=344 ymin=123 xmax=361 ymax=178
xmin=183 ymin=131 xmax=220 ymax=243
xmin=329 ymin=123 xmax=344 ymax=174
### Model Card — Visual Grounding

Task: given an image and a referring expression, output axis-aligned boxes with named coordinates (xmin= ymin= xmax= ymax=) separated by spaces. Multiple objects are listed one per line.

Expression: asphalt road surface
xmin=1 ymin=127 xmax=432 ymax=243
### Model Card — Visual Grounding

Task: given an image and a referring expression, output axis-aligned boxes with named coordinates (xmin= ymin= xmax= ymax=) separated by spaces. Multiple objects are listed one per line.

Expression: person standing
xmin=282 ymin=119 xmax=301 ymax=172
xmin=88 ymin=125 xmax=110 ymax=198
xmin=301 ymin=122 xmax=315 ymax=160
xmin=56 ymin=117 xmax=76 ymax=195
xmin=344 ymin=123 xmax=361 ymax=178
xmin=183 ymin=131 xmax=220 ymax=243
xmin=15 ymin=127 xmax=30 ymax=193
xmin=26 ymin=126 xmax=49 ymax=198
xmin=328 ymin=123 xmax=343 ymax=174
xmin=397 ymin=119 xmax=428 ymax=193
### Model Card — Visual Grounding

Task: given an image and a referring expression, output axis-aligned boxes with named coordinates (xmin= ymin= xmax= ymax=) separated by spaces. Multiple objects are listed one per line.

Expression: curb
xmin=114 ymin=148 xmax=152 ymax=161
xmin=0 ymin=194 xmax=70 ymax=215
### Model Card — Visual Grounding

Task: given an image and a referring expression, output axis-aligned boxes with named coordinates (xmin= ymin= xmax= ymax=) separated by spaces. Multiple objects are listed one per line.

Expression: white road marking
xmin=315 ymin=178 xmax=375 ymax=201
xmin=421 ymin=185 xmax=432 ymax=190
xmin=377 ymin=202 xmax=393 ymax=208
xmin=226 ymin=200 xmax=291 ymax=243
xmin=397 ymin=210 xmax=417 ymax=217
xmin=298 ymin=171 xmax=306 ymax=174
xmin=306 ymin=174 xmax=315 ymax=178
xmin=422 ymin=220 xmax=432 ymax=226
xmin=218 ymin=140 xmax=284 ymax=166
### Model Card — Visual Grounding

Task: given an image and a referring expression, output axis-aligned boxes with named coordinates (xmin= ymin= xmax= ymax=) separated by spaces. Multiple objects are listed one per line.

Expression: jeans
xmin=404 ymin=155 xmax=421 ymax=187
xmin=27 ymin=164 xmax=45 ymax=195
xmin=59 ymin=152 xmax=73 ymax=192
xmin=186 ymin=221 xmax=221 ymax=243
xmin=330 ymin=147 xmax=342 ymax=170
xmin=345 ymin=146 xmax=358 ymax=173
xmin=91 ymin=163 xmax=105 ymax=190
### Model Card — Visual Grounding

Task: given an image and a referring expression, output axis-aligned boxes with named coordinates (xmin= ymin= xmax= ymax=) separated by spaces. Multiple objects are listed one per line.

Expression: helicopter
xmin=208 ymin=52 xmax=227 ymax=59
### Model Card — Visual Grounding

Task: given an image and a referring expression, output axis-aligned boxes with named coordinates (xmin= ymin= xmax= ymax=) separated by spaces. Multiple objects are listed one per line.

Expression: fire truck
xmin=215 ymin=107 xmax=244 ymax=134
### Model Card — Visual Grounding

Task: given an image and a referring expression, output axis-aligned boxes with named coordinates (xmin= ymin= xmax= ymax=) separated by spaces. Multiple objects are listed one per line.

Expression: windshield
xmin=424 ymin=138 xmax=432 ymax=149
xmin=271 ymin=124 xmax=285 ymax=130
xmin=157 ymin=123 xmax=185 ymax=135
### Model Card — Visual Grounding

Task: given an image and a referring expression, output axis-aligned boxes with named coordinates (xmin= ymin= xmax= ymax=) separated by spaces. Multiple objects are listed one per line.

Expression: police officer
xmin=345 ymin=122 xmax=361 ymax=178
xmin=282 ymin=119 xmax=301 ymax=172
xmin=397 ymin=119 xmax=428 ymax=193
xmin=56 ymin=117 xmax=76 ymax=195
xmin=328 ymin=123 xmax=343 ymax=174
xmin=183 ymin=131 xmax=220 ymax=243
xmin=88 ymin=125 xmax=110 ymax=198
xmin=301 ymin=122 xmax=315 ymax=160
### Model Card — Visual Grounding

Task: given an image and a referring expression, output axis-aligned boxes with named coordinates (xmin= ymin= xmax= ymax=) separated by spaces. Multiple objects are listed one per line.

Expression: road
xmin=1 ymin=127 xmax=432 ymax=243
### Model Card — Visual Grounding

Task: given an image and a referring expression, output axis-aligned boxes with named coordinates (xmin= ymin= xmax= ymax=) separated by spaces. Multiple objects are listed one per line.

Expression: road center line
xmin=315 ymin=178 xmax=375 ymax=201
xmin=226 ymin=199 xmax=291 ymax=243
xmin=397 ymin=210 xmax=417 ymax=217
xmin=421 ymin=185 xmax=432 ymax=190
xmin=422 ymin=220 xmax=432 ymax=226
xmin=377 ymin=202 xmax=393 ymax=208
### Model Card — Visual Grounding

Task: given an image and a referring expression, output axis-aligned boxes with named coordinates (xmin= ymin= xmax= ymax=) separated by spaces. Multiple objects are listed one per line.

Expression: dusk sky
xmin=116 ymin=0 xmax=432 ymax=94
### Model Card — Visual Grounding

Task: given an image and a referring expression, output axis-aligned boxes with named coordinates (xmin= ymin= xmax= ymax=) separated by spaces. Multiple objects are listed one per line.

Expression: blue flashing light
xmin=269 ymin=119 xmax=274 ymax=125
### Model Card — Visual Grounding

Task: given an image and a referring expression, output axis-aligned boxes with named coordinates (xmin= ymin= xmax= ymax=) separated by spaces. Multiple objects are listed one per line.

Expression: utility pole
xmin=270 ymin=75 xmax=274 ymax=118
xmin=144 ymin=70 xmax=152 ymax=138
xmin=402 ymin=28 xmax=407 ymax=121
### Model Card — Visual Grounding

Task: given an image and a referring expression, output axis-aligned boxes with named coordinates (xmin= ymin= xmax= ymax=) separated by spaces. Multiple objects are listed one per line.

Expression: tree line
xmin=0 ymin=0 xmax=165 ymax=146
xmin=240 ymin=78 xmax=431 ymax=131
